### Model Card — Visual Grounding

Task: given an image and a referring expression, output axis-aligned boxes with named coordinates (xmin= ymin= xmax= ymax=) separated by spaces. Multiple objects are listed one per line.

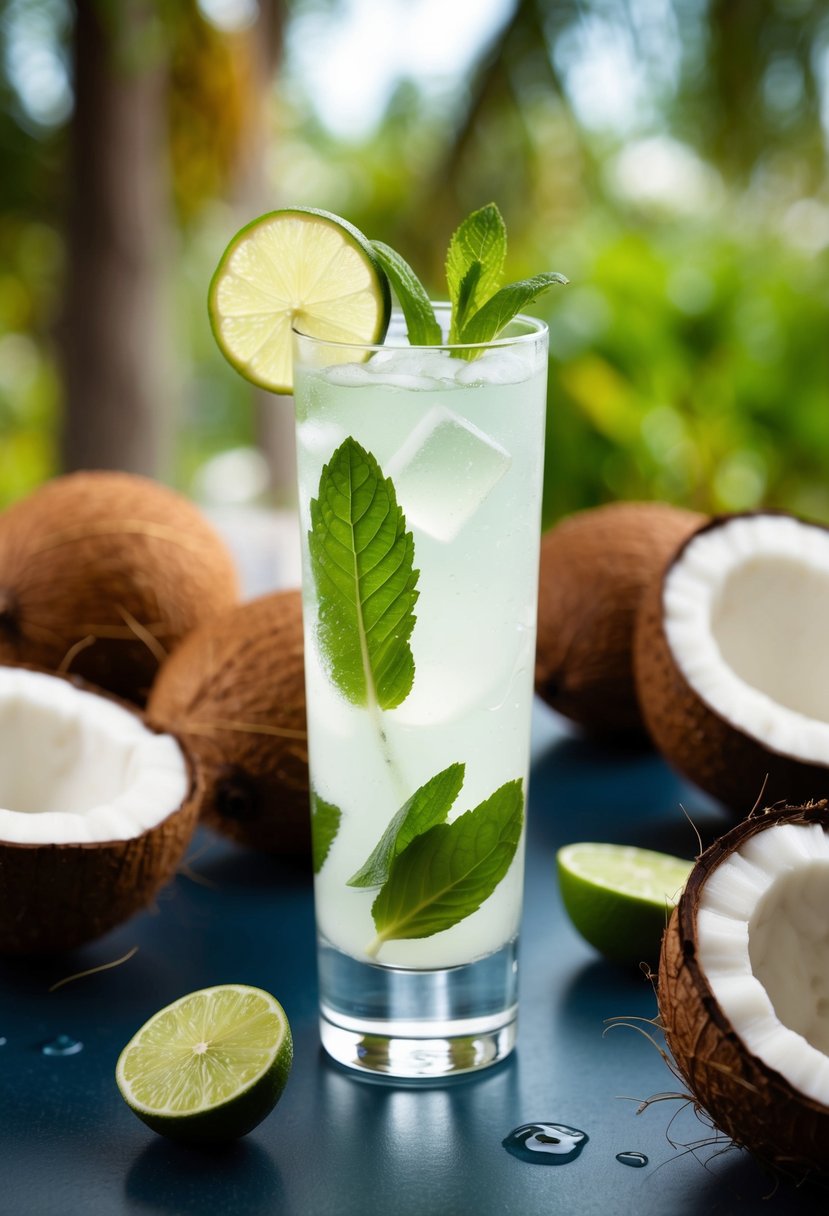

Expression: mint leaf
xmin=446 ymin=203 xmax=507 ymax=328
xmin=459 ymin=272 xmax=568 ymax=354
xmin=309 ymin=438 xmax=419 ymax=710
xmin=311 ymin=789 xmax=341 ymax=874
xmin=450 ymin=260 xmax=483 ymax=343
xmin=371 ymin=241 xmax=442 ymax=346
xmin=367 ymin=779 xmax=524 ymax=954
xmin=347 ymin=763 xmax=465 ymax=888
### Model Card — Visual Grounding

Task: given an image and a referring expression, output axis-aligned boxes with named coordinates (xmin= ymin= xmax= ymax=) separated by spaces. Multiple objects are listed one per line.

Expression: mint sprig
xmin=308 ymin=438 xmax=419 ymax=710
xmin=373 ymin=202 xmax=566 ymax=353
xmin=366 ymin=777 xmax=524 ymax=957
xmin=347 ymin=763 xmax=465 ymax=888
xmin=446 ymin=203 xmax=507 ymax=340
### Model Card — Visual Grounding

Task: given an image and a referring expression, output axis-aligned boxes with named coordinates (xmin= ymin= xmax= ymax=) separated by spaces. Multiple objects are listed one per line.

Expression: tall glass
xmin=292 ymin=306 xmax=548 ymax=1079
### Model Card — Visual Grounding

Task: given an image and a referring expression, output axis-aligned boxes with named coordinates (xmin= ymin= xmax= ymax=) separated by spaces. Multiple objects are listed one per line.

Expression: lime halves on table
xmin=556 ymin=842 xmax=693 ymax=967
xmin=208 ymin=207 xmax=392 ymax=393
xmin=116 ymin=984 xmax=293 ymax=1143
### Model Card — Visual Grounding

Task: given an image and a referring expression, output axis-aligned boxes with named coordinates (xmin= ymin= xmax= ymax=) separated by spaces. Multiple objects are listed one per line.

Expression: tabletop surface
xmin=0 ymin=703 xmax=821 ymax=1216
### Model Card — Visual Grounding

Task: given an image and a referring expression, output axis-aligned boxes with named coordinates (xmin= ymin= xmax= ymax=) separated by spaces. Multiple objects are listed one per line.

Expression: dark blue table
xmin=0 ymin=704 xmax=818 ymax=1215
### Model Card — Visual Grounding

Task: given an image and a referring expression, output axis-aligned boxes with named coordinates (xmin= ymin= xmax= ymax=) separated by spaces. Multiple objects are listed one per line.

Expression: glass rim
xmin=292 ymin=303 xmax=548 ymax=354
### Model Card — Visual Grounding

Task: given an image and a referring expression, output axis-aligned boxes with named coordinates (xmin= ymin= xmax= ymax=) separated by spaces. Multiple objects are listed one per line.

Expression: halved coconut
xmin=0 ymin=666 xmax=198 ymax=954
xmin=635 ymin=512 xmax=829 ymax=810
xmin=659 ymin=803 xmax=829 ymax=1177
xmin=535 ymin=502 xmax=703 ymax=740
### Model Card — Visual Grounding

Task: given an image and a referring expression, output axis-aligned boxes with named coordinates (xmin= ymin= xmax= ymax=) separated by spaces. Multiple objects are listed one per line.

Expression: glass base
xmin=317 ymin=935 xmax=519 ymax=1080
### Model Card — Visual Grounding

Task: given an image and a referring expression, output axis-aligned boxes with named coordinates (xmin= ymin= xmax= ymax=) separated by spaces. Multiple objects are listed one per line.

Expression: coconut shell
xmin=634 ymin=520 xmax=829 ymax=813
xmin=0 ymin=471 xmax=239 ymax=705
xmin=0 ymin=673 xmax=201 ymax=955
xmin=147 ymin=589 xmax=310 ymax=856
xmin=658 ymin=802 xmax=829 ymax=1179
xmin=535 ymin=502 xmax=704 ymax=739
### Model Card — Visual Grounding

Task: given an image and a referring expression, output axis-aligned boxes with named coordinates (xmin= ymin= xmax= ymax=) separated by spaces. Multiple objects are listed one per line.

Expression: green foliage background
xmin=1 ymin=0 xmax=828 ymax=526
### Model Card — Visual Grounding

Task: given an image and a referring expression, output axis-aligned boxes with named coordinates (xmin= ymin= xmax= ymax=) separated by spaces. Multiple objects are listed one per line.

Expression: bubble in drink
xmin=386 ymin=405 xmax=512 ymax=543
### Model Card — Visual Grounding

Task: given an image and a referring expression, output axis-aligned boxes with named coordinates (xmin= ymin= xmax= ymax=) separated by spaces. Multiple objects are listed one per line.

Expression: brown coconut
xmin=0 ymin=667 xmax=200 ymax=955
xmin=658 ymin=802 xmax=829 ymax=1179
xmin=147 ymin=589 xmax=310 ymax=856
xmin=0 ymin=471 xmax=238 ymax=705
xmin=634 ymin=513 xmax=829 ymax=812
xmin=535 ymin=501 xmax=704 ymax=739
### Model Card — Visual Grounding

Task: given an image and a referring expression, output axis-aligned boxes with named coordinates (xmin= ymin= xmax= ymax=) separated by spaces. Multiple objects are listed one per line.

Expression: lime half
xmin=557 ymin=842 xmax=693 ymax=967
xmin=208 ymin=206 xmax=391 ymax=393
xmin=116 ymin=984 xmax=293 ymax=1143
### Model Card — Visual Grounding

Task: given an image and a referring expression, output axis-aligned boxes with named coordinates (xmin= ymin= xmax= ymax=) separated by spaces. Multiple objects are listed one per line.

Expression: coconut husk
xmin=535 ymin=502 xmax=704 ymax=740
xmin=147 ymin=589 xmax=310 ymax=857
xmin=0 ymin=471 xmax=238 ymax=705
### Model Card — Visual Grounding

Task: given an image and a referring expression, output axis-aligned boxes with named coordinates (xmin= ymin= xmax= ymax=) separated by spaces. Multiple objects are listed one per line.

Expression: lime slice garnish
xmin=556 ymin=842 xmax=693 ymax=967
xmin=116 ymin=984 xmax=293 ymax=1143
xmin=208 ymin=206 xmax=391 ymax=394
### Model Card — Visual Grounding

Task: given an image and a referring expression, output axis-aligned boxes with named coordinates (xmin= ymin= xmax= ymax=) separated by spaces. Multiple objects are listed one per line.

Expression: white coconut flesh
xmin=696 ymin=821 xmax=829 ymax=1107
xmin=0 ymin=668 xmax=189 ymax=845
xmin=663 ymin=514 xmax=829 ymax=765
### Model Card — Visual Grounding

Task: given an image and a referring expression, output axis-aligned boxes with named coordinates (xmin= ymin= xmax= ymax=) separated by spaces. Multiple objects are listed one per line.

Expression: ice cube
xmin=297 ymin=418 xmax=348 ymax=459
xmin=323 ymin=362 xmax=375 ymax=387
xmin=368 ymin=348 xmax=457 ymax=381
xmin=386 ymin=405 xmax=511 ymax=543
xmin=456 ymin=349 xmax=530 ymax=386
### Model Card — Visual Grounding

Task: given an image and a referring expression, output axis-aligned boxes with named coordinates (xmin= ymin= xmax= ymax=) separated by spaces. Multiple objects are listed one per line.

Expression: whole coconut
xmin=147 ymin=590 xmax=310 ymax=856
xmin=0 ymin=471 xmax=238 ymax=705
xmin=535 ymin=502 xmax=704 ymax=740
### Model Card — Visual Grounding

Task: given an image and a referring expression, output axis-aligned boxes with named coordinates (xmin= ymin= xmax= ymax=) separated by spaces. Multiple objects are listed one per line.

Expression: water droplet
xmin=0 ymin=1036 xmax=7 ymax=1047
xmin=503 ymin=1123 xmax=589 ymax=1165
xmin=616 ymin=1151 xmax=648 ymax=1168
xmin=41 ymin=1034 xmax=83 ymax=1057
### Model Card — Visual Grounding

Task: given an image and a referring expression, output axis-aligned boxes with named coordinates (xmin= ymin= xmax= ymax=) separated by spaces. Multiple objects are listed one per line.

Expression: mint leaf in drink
xmin=446 ymin=203 xmax=506 ymax=338
xmin=371 ymin=241 xmax=442 ymax=346
xmin=366 ymin=779 xmax=524 ymax=956
xmin=309 ymin=438 xmax=419 ymax=710
xmin=311 ymin=790 xmax=342 ymax=874
xmin=347 ymin=762 xmax=465 ymax=889
xmin=459 ymin=272 xmax=569 ymax=353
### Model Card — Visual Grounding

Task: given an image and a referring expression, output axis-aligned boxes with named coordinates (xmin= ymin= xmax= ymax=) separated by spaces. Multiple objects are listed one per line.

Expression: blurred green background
xmin=1 ymin=0 xmax=828 ymax=527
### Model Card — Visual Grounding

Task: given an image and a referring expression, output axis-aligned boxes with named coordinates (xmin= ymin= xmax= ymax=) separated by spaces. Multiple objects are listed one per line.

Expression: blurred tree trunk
xmin=59 ymin=0 xmax=172 ymax=476
xmin=241 ymin=0 xmax=296 ymax=507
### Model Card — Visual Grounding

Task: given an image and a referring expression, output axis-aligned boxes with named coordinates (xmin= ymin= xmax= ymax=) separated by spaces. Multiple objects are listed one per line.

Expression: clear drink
xmin=293 ymin=307 xmax=548 ymax=1078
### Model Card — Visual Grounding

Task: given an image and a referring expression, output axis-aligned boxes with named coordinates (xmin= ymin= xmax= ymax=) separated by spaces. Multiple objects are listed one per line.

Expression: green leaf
xmin=449 ymin=260 xmax=483 ymax=343
xmin=458 ymin=272 xmax=569 ymax=354
xmin=371 ymin=241 xmax=442 ymax=346
xmin=347 ymin=763 xmax=465 ymax=888
xmin=367 ymin=779 xmax=524 ymax=954
xmin=308 ymin=437 xmax=419 ymax=710
xmin=445 ymin=203 xmax=507 ymax=325
xmin=311 ymin=790 xmax=341 ymax=874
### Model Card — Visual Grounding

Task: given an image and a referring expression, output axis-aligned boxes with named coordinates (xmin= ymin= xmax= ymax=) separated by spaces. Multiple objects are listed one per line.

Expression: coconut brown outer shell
xmin=634 ymin=520 xmax=829 ymax=813
xmin=147 ymin=589 xmax=310 ymax=856
xmin=535 ymin=502 xmax=704 ymax=739
xmin=658 ymin=802 xmax=829 ymax=1178
xmin=0 ymin=674 xmax=201 ymax=956
xmin=0 ymin=471 xmax=239 ymax=706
